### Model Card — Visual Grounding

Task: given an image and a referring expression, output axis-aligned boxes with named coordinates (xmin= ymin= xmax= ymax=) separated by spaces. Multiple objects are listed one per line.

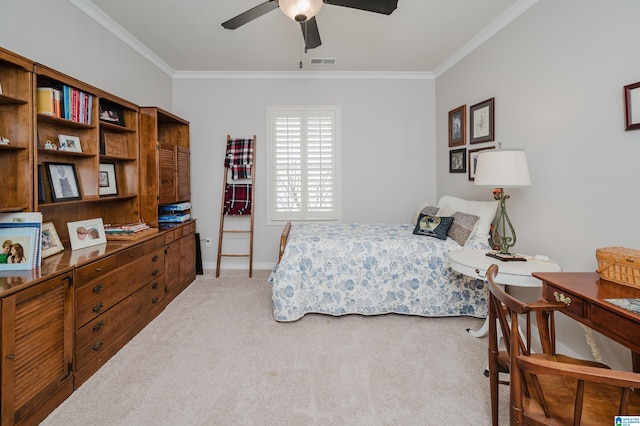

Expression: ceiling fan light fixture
xmin=279 ymin=0 xmax=323 ymax=22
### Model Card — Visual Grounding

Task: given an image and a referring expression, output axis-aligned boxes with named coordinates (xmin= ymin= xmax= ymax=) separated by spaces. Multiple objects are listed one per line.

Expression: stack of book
xmin=36 ymin=85 xmax=93 ymax=124
xmin=104 ymin=222 xmax=150 ymax=234
xmin=158 ymin=202 xmax=191 ymax=223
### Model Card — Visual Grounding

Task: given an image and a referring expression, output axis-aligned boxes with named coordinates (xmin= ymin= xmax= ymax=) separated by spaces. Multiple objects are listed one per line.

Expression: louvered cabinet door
xmin=158 ymin=143 xmax=177 ymax=204
xmin=176 ymin=146 xmax=190 ymax=202
xmin=1 ymin=272 xmax=73 ymax=426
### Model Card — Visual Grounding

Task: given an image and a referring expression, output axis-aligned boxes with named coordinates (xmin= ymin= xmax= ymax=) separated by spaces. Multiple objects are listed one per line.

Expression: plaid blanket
xmin=225 ymin=138 xmax=254 ymax=180
xmin=224 ymin=184 xmax=252 ymax=215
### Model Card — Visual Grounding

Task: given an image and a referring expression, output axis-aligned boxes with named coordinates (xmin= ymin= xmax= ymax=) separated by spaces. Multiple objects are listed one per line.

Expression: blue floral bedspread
xmin=269 ymin=223 xmax=489 ymax=322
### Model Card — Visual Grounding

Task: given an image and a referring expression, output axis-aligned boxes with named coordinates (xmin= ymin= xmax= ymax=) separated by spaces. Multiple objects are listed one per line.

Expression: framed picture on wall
xmin=448 ymin=105 xmax=466 ymax=147
xmin=449 ymin=148 xmax=467 ymax=173
xmin=470 ymin=98 xmax=495 ymax=144
xmin=624 ymin=81 xmax=640 ymax=131
xmin=468 ymin=146 xmax=495 ymax=181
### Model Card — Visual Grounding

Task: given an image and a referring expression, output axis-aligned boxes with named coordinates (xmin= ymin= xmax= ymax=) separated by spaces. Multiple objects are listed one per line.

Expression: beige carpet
xmin=41 ymin=270 xmax=510 ymax=425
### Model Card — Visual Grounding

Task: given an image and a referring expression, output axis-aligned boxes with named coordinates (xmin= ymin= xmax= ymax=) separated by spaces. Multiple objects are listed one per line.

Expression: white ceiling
xmin=71 ymin=0 xmax=535 ymax=75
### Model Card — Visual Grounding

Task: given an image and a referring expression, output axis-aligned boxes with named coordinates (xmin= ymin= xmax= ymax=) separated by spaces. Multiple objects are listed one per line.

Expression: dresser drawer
xmin=75 ymin=247 xmax=164 ymax=326
xmin=75 ymin=236 xmax=164 ymax=284
xmin=75 ymin=279 xmax=165 ymax=369
xmin=542 ymin=283 xmax=585 ymax=319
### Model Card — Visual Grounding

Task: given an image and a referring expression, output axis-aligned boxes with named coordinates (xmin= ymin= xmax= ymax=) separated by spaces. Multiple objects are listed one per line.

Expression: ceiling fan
xmin=222 ymin=0 xmax=399 ymax=50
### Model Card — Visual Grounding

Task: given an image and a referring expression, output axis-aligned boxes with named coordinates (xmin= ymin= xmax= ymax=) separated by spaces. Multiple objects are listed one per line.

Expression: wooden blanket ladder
xmin=216 ymin=135 xmax=256 ymax=277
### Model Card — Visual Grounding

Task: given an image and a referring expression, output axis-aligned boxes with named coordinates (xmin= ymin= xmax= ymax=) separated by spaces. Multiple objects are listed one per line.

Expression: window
xmin=267 ymin=106 xmax=341 ymax=222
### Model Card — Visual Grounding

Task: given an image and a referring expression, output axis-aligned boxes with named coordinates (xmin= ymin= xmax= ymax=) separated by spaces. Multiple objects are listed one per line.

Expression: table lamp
xmin=473 ymin=149 xmax=531 ymax=259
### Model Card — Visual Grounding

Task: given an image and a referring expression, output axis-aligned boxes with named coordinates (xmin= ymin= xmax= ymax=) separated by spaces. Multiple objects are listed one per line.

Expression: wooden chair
xmin=486 ymin=264 xmax=614 ymax=426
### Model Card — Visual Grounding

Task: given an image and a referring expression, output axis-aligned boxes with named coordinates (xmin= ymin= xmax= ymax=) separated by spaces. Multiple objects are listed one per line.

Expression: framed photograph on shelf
xmin=448 ymin=105 xmax=466 ymax=147
xmin=41 ymin=222 xmax=64 ymax=258
xmin=624 ymin=81 xmax=640 ymax=131
xmin=449 ymin=148 xmax=466 ymax=173
xmin=99 ymin=163 xmax=118 ymax=196
xmin=67 ymin=218 xmax=107 ymax=250
xmin=57 ymin=134 xmax=82 ymax=153
xmin=44 ymin=163 xmax=82 ymax=201
xmin=470 ymin=97 xmax=495 ymax=144
xmin=0 ymin=223 xmax=40 ymax=270
xmin=99 ymin=103 xmax=125 ymax=126
xmin=468 ymin=146 xmax=495 ymax=181
xmin=45 ymin=162 xmax=81 ymax=202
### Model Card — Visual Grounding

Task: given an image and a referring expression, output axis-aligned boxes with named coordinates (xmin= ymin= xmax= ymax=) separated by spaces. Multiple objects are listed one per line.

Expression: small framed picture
xmin=99 ymin=163 xmax=118 ymax=196
xmin=470 ymin=98 xmax=495 ymax=144
xmin=99 ymin=103 xmax=125 ymax=126
xmin=41 ymin=222 xmax=64 ymax=258
xmin=624 ymin=81 xmax=640 ymax=131
xmin=448 ymin=105 xmax=466 ymax=147
xmin=45 ymin=162 xmax=82 ymax=202
xmin=468 ymin=146 xmax=495 ymax=181
xmin=0 ymin=223 xmax=40 ymax=271
xmin=57 ymin=134 xmax=82 ymax=153
xmin=67 ymin=218 xmax=107 ymax=251
xmin=449 ymin=148 xmax=467 ymax=173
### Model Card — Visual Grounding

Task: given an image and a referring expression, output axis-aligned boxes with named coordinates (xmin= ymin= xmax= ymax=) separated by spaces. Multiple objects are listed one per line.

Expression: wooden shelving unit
xmin=0 ymin=47 xmax=34 ymax=213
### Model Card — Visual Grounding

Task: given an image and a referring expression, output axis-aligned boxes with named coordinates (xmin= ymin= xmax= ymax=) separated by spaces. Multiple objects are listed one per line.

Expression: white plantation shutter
xmin=268 ymin=107 xmax=340 ymax=222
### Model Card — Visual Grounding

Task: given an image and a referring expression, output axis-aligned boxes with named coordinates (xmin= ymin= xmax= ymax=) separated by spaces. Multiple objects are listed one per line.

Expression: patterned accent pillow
xmin=412 ymin=203 xmax=439 ymax=225
xmin=448 ymin=211 xmax=480 ymax=246
xmin=413 ymin=213 xmax=454 ymax=240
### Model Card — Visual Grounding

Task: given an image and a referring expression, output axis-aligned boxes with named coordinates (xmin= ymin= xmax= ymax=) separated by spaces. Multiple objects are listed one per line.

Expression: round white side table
xmin=449 ymin=249 xmax=561 ymax=337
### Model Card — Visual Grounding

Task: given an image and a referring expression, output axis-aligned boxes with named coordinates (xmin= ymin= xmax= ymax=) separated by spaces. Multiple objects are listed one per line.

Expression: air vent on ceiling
xmin=310 ymin=57 xmax=336 ymax=65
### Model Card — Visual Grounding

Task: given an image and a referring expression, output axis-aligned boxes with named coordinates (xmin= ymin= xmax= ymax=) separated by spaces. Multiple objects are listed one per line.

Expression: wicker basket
xmin=596 ymin=247 xmax=640 ymax=288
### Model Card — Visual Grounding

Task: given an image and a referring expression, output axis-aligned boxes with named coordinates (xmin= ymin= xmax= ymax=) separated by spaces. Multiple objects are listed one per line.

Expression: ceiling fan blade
xmin=323 ymin=0 xmax=398 ymax=15
xmin=222 ymin=1 xmax=279 ymax=29
xmin=300 ymin=17 xmax=322 ymax=50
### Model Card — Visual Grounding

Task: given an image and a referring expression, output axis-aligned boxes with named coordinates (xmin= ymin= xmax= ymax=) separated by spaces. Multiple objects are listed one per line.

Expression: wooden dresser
xmin=0 ymin=222 xmax=196 ymax=425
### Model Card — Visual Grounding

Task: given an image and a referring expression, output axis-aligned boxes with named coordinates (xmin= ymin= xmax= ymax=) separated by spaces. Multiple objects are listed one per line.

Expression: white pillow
xmin=436 ymin=195 xmax=498 ymax=242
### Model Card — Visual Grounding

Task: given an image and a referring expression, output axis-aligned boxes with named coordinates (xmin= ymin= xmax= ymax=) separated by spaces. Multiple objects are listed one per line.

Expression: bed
xmin=269 ymin=196 xmax=499 ymax=322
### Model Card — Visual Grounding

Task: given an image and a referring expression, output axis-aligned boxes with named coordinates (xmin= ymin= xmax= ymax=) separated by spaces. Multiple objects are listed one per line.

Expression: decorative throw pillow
xmin=437 ymin=195 xmax=498 ymax=243
xmin=439 ymin=207 xmax=480 ymax=246
xmin=412 ymin=202 xmax=439 ymax=225
xmin=413 ymin=213 xmax=454 ymax=240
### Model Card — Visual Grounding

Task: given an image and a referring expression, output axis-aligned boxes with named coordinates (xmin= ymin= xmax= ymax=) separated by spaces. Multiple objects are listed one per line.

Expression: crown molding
xmin=70 ymin=0 xmax=536 ymax=81
xmin=433 ymin=0 xmax=538 ymax=78
xmin=68 ymin=0 xmax=175 ymax=76
xmin=173 ymin=71 xmax=433 ymax=80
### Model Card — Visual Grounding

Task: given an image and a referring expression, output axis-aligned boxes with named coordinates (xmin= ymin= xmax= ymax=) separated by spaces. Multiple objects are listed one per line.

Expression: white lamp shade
xmin=279 ymin=0 xmax=323 ymax=22
xmin=473 ymin=149 xmax=532 ymax=188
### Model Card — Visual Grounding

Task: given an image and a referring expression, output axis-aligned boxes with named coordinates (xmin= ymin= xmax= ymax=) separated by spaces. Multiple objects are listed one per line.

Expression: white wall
xmin=435 ymin=0 xmax=640 ymax=369
xmin=172 ymin=76 xmax=436 ymax=269
xmin=0 ymin=0 xmax=171 ymax=108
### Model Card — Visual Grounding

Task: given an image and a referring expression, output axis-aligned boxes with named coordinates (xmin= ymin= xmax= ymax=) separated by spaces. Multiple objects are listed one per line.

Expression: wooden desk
xmin=534 ymin=272 xmax=640 ymax=370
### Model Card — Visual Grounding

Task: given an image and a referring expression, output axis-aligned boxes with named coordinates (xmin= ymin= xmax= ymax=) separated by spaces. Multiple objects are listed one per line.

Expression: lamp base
xmin=486 ymin=252 xmax=527 ymax=262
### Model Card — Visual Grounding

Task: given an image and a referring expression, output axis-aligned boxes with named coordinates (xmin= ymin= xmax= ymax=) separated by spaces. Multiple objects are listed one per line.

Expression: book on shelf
xmin=158 ymin=202 xmax=191 ymax=212
xmin=36 ymin=85 xmax=93 ymax=124
xmin=104 ymin=222 xmax=150 ymax=234
xmin=158 ymin=213 xmax=191 ymax=223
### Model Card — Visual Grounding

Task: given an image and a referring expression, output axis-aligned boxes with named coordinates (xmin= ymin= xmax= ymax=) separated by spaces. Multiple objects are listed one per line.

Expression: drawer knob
xmin=553 ymin=291 xmax=572 ymax=306
xmin=152 ymin=255 xmax=159 ymax=262
xmin=92 ymin=302 xmax=104 ymax=313
xmin=93 ymin=320 xmax=105 ymax=332
xmin=92 ymin=283 xmax=104 ymax=293
xmin=152 ymin=269 xmax=159 ymax=276
xmin=95 ymin=267 xmax=102 ymax=272
xmin=152 ymin=297 xmax=159 ymax=304
xmin=93 ymin=340 xmax=104 ymax=351
xmin=152 ymin=282 xmax=159 ymax=289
